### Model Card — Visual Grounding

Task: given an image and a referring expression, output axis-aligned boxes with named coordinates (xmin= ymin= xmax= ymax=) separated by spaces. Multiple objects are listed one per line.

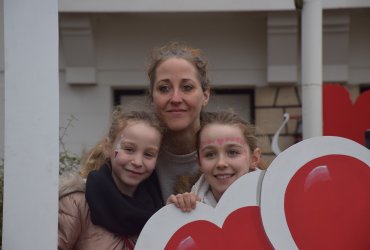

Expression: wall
xmin=1 ymin=9 xmax=370 ymax=165
xmin=0 ymin=0 xmax=4 ymax=161
xmin=59 ymin=12 xmax=267 ymax=154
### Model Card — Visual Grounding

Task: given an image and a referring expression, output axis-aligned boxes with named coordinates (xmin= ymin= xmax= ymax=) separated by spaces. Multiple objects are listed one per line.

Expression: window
xmin=113 ymin=89 xmax=148 ymax=112
xmin=360 ymin=84 xmax=370 ymax=94
xmin=206 ymin=89 xmax=254 ymax=122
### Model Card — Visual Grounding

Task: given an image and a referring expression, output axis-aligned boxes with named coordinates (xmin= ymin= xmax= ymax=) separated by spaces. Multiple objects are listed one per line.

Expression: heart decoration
xmin=260 ymin=136 xmax=370 ymax=249
xmin=136 ymin=137 xmax=370 ymax=249
xmin=323 ymin=84 xmax=370 ymax=145
xmin=135 ymin=169 xmax=271 ymax=249
xmin=165 ymin=207 xmax=273 ymax=250
xmin=285 ymin=154 xmax=370 ymax=250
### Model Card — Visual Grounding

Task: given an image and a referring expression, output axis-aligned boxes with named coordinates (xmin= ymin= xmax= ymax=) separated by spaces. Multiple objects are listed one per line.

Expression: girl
xmin=147 ymin=41 xmax=211 ymax=201
xmin=167 ymin=110 xmax=264 ymax=211
xmin=58 ymin=107 xmax=163 ymax=250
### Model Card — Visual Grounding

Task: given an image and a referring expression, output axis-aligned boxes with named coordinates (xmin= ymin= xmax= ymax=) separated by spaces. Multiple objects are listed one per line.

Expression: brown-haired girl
xmin=167 ymin=110 xmax=265 ymax=211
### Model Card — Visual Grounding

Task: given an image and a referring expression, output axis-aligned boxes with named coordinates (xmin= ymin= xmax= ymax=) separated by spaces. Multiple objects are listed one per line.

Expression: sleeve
xmin=58 ymin=192 xmax=86 ymax=250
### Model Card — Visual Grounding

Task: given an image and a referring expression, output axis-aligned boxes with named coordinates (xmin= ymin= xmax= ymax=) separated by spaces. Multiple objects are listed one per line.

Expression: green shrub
xmin=59 ymin=115 xmax=81 ymax=175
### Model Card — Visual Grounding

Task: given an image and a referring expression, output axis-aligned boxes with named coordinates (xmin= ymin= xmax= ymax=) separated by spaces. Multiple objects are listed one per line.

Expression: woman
xmin=147 ymin=41 xmax=211 ymax=201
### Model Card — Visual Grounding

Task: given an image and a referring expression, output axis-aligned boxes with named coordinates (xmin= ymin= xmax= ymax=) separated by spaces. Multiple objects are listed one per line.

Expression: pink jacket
xmin=58 ymin=172 xmax=136 ymax=250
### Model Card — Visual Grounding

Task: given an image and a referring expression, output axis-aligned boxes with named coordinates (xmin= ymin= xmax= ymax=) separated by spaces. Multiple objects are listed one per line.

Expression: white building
xmin=58 ymin=1 xmax=370 ymax=164
xmin=1 ymin=0 xmax=370 ymax=164
xmin=1 ymin=1 xmax=370 ymax=248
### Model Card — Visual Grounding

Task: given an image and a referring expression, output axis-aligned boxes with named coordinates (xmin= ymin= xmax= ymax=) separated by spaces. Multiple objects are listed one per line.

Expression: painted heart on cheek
xmin=285 ymin=154 xmax=370 ymax=250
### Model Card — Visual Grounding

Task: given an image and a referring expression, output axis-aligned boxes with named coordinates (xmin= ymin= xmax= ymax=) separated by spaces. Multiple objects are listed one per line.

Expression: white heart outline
xmin=136 ymin=136 xmax=370 ymax=249
xmin=260 ymin=136 xmax=370 ymax=249
xmin=135 ymin=169 xmax=265 ymax=249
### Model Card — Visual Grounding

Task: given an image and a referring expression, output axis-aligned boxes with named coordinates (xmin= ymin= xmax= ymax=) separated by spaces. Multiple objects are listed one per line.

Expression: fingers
xmin=166 ymin=192 xmax=200 ymax=212
xmin=166 ymin=194 xmax=177 ymax=205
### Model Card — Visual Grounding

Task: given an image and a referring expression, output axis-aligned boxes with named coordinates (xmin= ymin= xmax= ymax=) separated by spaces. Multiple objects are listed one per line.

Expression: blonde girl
xmin=59 ymin=107 xmax=163 ymax=250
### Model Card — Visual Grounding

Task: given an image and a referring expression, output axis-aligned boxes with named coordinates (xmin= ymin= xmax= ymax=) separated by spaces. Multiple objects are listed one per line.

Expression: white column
xmin=3 ymin=0 xmax=59 ymax=249
xmin=301 ymin=0 xmax=323 ymax=139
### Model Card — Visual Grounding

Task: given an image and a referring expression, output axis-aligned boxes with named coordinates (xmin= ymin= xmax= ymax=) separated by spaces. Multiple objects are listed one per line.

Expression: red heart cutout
xmin=165 ymin=206 xmax=273 ymax=250
xmin=323 ymin=84 xmax=370 ymax=145
xmin=285 ymin=154 xmax=370 ymax=250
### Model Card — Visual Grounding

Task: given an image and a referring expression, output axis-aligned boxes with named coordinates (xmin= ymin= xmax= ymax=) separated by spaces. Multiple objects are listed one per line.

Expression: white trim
xmin=58 ymin=0 xmax=370 ymax=13
xmin=3 ymin=0 xmax=59 ymax=248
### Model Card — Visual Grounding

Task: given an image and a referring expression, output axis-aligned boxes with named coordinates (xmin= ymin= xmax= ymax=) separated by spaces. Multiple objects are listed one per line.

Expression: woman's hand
xmin=166 ymin=192 xmax=201 ymax=212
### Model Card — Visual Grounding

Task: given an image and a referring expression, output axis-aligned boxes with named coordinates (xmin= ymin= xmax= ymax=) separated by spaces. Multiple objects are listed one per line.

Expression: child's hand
xmin=166 ymin=192 xmax=201 ymax=212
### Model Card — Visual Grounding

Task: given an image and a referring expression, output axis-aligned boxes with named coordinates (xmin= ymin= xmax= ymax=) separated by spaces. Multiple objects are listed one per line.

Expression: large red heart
xmin=323 ymin=84 xmax=370 ymax=145
xmin=285 ymin=154 xmax=370 ymax=250
xmin=165 ymin=206 xmax=273 ymax=250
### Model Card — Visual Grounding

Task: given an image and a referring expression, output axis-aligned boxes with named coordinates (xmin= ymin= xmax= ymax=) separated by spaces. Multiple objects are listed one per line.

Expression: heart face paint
xmin=201 ymin=137 xmax=246 ymax=147
xmin=114 ymin=135 xmax=127 ymax=159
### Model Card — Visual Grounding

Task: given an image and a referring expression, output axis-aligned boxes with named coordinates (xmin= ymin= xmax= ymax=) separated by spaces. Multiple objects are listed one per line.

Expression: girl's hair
xmin=79 ymin=106 xmax=163 ymax=177
xmin=196 ymin=110 xmax=267 ymax=170
xmin=147 ymin=41 xmax=210 ymax=100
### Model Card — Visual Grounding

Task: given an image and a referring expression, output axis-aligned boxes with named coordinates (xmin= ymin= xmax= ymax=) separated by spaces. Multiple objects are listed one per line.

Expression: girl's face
xmin=152 ymin=58 xmax=210 ymax=133
xmin=198 ymin=124 xmax=261 ymax=201
xmin=110 ymin=122 xmax=161 ymax=196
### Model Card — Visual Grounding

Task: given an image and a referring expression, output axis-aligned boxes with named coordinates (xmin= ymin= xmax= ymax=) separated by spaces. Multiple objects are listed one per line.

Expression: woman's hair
xmin=79 ymin=106 xmax=163 ymax=177
xmin=146 ymin=41 xmax=210 ymax=100
xmin=196 ymin=110 xmax=267 ymax=170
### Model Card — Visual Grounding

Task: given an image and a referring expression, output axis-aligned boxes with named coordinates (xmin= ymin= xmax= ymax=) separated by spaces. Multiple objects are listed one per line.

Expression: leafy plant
xmin=59 ymin=115 xmax=81 ymax=175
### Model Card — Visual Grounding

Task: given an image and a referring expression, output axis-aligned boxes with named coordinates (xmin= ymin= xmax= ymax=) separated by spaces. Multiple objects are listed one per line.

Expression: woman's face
xmin=152 ymin=58 xmax=210 ymax=133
